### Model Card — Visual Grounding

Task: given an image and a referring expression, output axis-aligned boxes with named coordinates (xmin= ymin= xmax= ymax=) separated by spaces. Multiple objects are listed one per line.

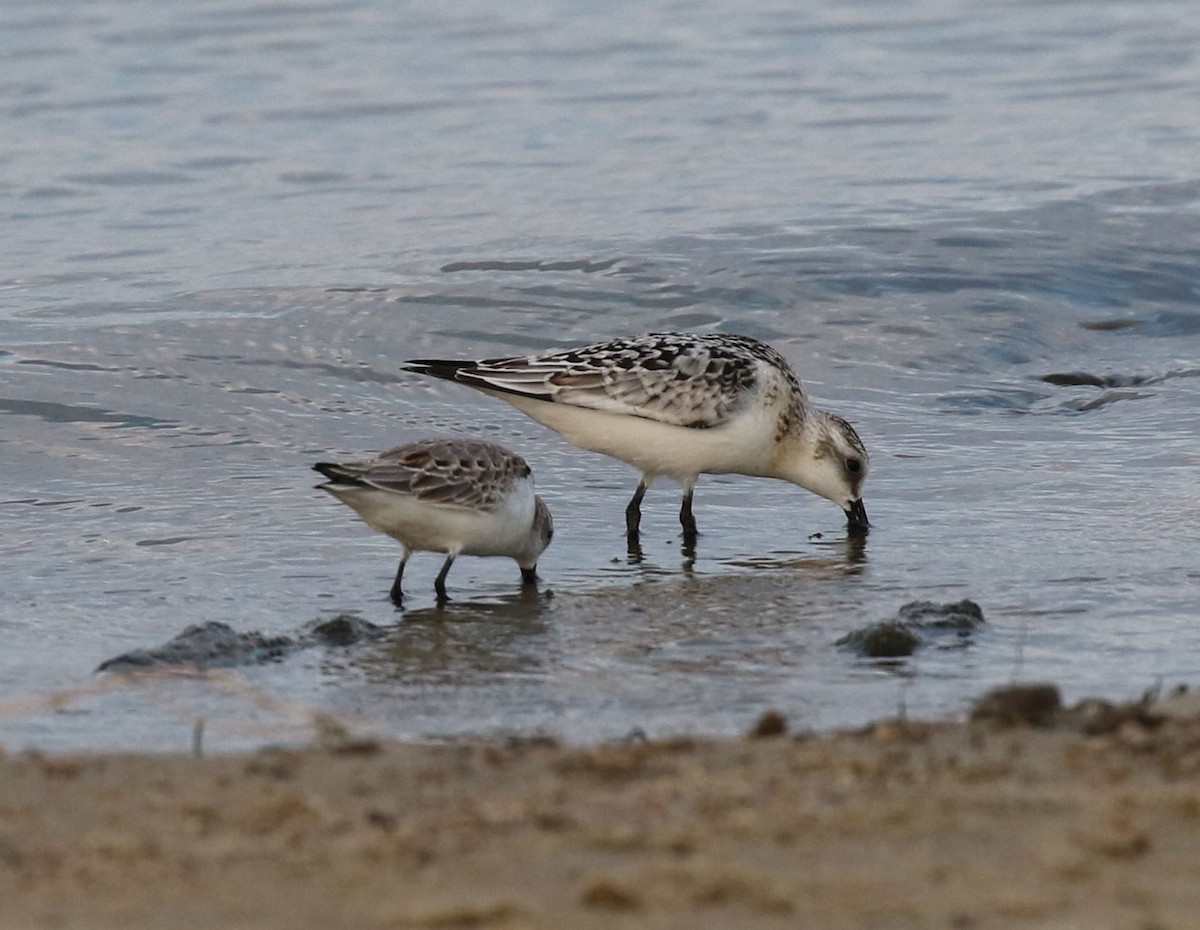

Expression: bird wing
xmin=410 ymin=334 xmax=787 ymax=429
xmin=317 ymin=439 xmax=529 ymax=510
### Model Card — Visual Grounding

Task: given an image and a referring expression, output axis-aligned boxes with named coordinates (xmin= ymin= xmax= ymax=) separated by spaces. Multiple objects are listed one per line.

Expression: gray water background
xmin=2 ymin=0 xmax=1198 ymax=751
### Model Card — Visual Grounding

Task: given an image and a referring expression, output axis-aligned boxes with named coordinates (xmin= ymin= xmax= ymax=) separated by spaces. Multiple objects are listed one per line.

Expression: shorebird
xmin=314 ymin=438 xmax=553 ymax=603
xmin=405 ymin=333 xmax=868 ymax=545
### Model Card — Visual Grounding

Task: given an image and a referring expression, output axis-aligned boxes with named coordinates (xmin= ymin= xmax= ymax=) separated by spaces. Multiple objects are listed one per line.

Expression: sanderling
xmin=406 ymin=333 xmax=869 ymax=545
xmin=314 ymin=438 xmax=553 ymax=604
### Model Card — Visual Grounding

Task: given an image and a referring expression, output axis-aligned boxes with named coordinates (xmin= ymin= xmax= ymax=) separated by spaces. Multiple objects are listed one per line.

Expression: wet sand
xmin=3 ymin=686 xmax=1200 ymax=929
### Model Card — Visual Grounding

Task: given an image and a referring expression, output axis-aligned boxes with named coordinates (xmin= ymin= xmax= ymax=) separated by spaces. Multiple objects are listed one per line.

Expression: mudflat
xmin=3 ymin=687 xmax=1199 ymax=929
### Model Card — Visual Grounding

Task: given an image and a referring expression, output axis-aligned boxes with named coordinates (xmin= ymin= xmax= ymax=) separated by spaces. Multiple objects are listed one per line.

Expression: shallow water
xmin=2 ymin=0 xmax=1199 ymax=750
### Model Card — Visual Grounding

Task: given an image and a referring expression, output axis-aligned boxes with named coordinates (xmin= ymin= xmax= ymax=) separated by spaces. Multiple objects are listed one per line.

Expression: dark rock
xmin=896 ymin=599 xmax=985 ymax=630
xmin=98 ymin=615 xmax=379 ymax=673
xmin=1042 ymin=371 xmax=1109 ymax=387
xmin=1042 ymin=371 xmax=1148 ymax=388
xmin=838 ymin=599 xmax=985 ymax=658
xmin=97 ymin=621 xmax=296 ymax=672
xmin=836 ymin=622 xmax=921 ymax=658
xmin=302 ymin=614 xmax=381 ymax=647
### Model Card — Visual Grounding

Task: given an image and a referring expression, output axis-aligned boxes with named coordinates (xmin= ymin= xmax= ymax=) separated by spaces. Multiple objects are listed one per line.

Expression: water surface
xmin=2 ymin=0 xmax=1198 ymax=750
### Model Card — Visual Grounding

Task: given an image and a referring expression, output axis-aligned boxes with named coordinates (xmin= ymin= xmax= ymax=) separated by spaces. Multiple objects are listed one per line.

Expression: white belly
xmin=499 ymin=393 xmax=780 ymax=483
xmin=328 ymin=477 xmax=536 ymax=557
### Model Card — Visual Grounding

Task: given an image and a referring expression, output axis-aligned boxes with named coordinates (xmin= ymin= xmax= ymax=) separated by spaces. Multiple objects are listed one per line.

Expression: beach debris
xmin=971 ymin=684 xmax=1169 ymax=734
xmin=971 ymin=684 xmax=1062 ymax=727
xmin=748 ymin=710 xmax=788 ymax=739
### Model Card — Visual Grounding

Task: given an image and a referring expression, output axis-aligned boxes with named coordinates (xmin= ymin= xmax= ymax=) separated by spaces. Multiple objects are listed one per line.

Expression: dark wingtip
xmin=404 ymin=359 xmax=473 ymax=381
xmin=313 ymin=462 xmax=368 ymax=488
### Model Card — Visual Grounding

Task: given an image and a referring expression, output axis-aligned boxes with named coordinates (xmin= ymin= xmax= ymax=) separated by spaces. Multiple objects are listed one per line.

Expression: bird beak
xmin=845 ymin=498 xmax=869 ymax=531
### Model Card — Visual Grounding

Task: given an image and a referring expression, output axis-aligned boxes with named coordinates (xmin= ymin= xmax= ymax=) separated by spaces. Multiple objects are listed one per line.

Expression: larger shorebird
xmin=406 ymin=333 xmax=869 ymax=546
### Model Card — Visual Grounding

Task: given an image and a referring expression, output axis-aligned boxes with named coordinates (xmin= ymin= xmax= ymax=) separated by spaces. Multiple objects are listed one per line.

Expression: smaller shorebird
xmin=406 ymin=332 xmax=869 ymax=546
xmin=314 ymin=438 xmax=553 ymax=604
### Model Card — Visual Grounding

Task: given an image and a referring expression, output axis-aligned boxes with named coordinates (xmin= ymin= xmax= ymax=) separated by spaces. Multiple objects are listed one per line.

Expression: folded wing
xmin=314 ymin=439 xmax=528 ymax=510
xmin=407 ymin=334 xmax=773 ymax=429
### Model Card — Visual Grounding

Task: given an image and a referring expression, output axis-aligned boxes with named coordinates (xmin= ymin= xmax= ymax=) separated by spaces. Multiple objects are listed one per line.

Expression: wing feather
xmin=316 ymin=439 xmax=529 ymax=511
xmin=442 ymin=334 xmax=779 ymax=428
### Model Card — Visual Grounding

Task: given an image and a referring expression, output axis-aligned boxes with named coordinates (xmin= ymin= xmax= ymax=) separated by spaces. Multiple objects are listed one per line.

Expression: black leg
xmin=520 ymin=565 xmax=538 ymax=587
xmin=389 ymin=554 xmax=409 ymax=607
xmin=681 ymin=487 xmax=700 ymax=537
xmin=625 ymin=481 xmax=647 ymax=541
xmin=434 ymin=553 xmax=455 ymax=602
xmin=679 ymin=486 xmax=698 ymax=545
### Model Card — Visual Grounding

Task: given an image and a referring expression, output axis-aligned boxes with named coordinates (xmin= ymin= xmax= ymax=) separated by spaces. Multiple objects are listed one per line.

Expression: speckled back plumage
xmin=314 ymin=438 xmax=531 ymax=511
xmin=415 ymin=332 xmax=808 ymax=430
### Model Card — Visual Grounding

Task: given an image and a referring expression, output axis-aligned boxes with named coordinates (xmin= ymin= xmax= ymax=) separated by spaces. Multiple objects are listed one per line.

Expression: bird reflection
xmin=623 ymin=521 xmax=868 ymax=576
xmin=349 ymin=588 xmax=555 ymax=684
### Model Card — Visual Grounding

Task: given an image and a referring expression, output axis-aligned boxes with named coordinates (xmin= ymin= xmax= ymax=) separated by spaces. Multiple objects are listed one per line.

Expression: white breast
xmin=329 ymin=476 xmax=537 ymax=557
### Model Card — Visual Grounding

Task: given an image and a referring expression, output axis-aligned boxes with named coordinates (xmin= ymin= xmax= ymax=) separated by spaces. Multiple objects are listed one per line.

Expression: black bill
xmin=845 ymin=498 xmax=869 ymax=531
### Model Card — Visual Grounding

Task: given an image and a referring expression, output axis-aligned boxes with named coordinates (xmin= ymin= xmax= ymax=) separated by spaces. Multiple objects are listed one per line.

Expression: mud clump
xmin=971 ymin=684 xmax=1062 ymax=727
xmin=98 ymin=616 xmax=381 ymax=672
xmin=837 ymin=599 xmax=985 ymax=658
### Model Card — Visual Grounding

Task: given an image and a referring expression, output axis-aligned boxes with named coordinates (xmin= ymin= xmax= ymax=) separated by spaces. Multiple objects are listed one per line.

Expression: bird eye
xmin=846 ymin=458 xmax=862 ymax=475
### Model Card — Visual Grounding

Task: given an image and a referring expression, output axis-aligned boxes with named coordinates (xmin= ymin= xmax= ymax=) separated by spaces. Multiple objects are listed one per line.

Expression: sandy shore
xmin=3 ymin=685 xmax=1200 ymax=929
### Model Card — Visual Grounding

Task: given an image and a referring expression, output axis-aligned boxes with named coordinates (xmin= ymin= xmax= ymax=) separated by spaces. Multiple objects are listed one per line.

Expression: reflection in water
xmin=624 ymin=531 xmax=704 ymax=567
xmin=680 ymin=536 xmax=696 ymax=574
xmin=620 ymin=520 xmax=868 ymax=583
xmin=723 ymin=531 xmax=868 ymax=574
xmin=353 ymin=589 xmax=555 ymax=685
xmin=831 ymin=531 xmax=869 ymax=568
xmin=328 ymin=540 xmax=885 ymax=743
